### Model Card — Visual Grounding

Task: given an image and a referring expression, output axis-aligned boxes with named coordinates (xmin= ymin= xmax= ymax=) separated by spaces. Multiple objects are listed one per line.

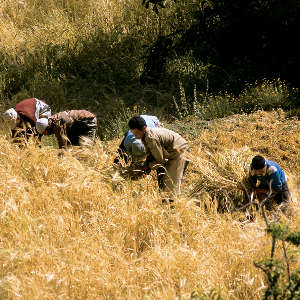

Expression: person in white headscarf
xmin=3 ymin=98 xmax=51 ymax=142
xmin=3 ymin=108 xmax=18 ymax=130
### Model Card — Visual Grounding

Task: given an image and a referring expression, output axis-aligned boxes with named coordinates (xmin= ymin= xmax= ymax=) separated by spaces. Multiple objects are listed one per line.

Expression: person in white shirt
xmin=3 ymin=98 xmax=51 ymax=142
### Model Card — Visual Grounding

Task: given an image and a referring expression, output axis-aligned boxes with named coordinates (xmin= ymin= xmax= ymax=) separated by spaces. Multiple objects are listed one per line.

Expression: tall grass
xmin=0 ymin=110 xmax=299 ymax=299
xmin=0 ymin=0 xmax=299 ymax=131
xmin=172 ymin=79 xmax=298 ymax=121
xmin=0 ymin=0 xmax=170 ymax=115
xmin=0 ymin=1 xmax=299 ymax=298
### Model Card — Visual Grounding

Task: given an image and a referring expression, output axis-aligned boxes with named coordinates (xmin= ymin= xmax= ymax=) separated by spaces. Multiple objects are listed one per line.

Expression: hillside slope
xmin=0 ymin=110 xmax=299 ymax=299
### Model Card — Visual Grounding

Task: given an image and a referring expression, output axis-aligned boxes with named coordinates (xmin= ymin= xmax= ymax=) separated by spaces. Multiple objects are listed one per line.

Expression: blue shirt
xmin=123 ymin=115 xmax=160 ymax=161
xmin=250 ymin=160 xmax=287 ymax=192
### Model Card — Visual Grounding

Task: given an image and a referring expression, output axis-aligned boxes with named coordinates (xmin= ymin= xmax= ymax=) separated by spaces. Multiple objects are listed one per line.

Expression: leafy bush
xmin=172 ymin=78 xmax=299 ymax=121
xmin=99 ymin=105 xmax=147 ymax=140
xmin=254 ymin=222 xmax=300 ymax=300
xmin=240 ymin=191 xmax=300 ymax=299
xmin=237 ymin=79 xmax=298 ymax=113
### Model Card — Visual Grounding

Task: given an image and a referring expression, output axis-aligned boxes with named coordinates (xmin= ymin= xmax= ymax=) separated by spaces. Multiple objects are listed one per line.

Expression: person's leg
xmin=163 ymin=153 xmax=188 ymax=196
xmin=114 ymin=135 xmax=130 ymax=165
xmin=274 ymin=182 xmax=292 ymax=204
xmin=78 ymin=118 xmax=97 ymax=147
xmin=156 ymin=166 xmax=166 ymax=190
xmin=67 ymin=126 xmax=79 ymax=145
xmin=183 ymin=160 xmax=189 ymax=176
xmin=273 ymin=183 xmax=292 ymax=216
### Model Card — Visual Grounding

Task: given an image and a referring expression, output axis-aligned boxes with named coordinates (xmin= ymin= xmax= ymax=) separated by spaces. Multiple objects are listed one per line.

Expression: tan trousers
xmin=162 ymin=152 xmax=188 ymax=196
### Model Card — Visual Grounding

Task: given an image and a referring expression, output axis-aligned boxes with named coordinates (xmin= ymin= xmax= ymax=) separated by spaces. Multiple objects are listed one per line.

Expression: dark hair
xmin=128 ymin=116 xmax=146 ymax=130
xmin=251 ymin=155 xmax=266 ymax=170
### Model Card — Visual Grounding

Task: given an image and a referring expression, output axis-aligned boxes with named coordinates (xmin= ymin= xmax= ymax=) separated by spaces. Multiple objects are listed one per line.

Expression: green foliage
xmin=194 ymin=93 xmax=237 ymax=120
xmin=0 ymin=0 xmax=299 ymax=137
xmin=0 ymin=0 xmax=160 ymax=116
xmin=286 ymin=233 xmax=300 ymax=247
xmin=267 ymin=223 xmax=300 ymax=247
xmin=99 ymin=105 xmax=147 ymax=140
xmin=255 ymin=221 xmax=300 ymax=299
xmin=171 ymin=78 xmax=298 ymax=122
xmin=267 ymin=223 xmax=291 ymax=241
xmin=0 ymin=30 xmax=141 ymax=96
xmin=171 ymin=0 xmax=300 ymax=92
xmin=166 ymin=53 xmax=211 ymax=83
xmin=254 ymin=258 xmax=300 ymax=300
xmin=238 ymin=79 xmax=298 ymax=113
xmin=172 ymin=84 xmax=236 ymax=121
xmin=172 ymin=81 xmax=190 ymax=119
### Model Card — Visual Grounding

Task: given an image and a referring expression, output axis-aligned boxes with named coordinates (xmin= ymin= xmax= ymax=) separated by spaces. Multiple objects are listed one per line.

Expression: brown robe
xmin=49 ymin=110 xmax=97 ymax=148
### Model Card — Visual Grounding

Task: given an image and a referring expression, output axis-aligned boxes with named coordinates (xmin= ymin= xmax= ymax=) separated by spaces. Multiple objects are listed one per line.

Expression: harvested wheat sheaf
xmin=0 ymin=110 xmax=299 ymax=299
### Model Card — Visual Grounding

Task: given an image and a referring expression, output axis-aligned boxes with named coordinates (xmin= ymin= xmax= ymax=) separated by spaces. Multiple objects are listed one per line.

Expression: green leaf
xmin=286 ymin=232 xmax=300 ymax=246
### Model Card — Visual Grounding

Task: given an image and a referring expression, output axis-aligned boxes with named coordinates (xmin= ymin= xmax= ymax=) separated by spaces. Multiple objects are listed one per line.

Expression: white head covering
xmin=3 ymin=108 xmax=18 ymax=129
xmin=36 ymin=118 xmax=49 ymax=134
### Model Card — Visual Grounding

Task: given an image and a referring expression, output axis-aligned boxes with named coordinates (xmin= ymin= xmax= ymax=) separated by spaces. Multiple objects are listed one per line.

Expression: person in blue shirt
xmin=114 ymin=115 xmax=161 ymax=166
xmin=249 ymin=155 xmax=292 ymax=208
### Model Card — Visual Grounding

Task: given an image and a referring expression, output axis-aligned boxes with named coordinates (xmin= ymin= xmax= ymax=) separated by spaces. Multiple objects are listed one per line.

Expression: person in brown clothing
xmin=39 ymin=110 xmax=97 ymax=149
xmin=128 ymin=116 xmax=189 ymax=200
xmin=3 ymin=98 xmax=51 ymax=142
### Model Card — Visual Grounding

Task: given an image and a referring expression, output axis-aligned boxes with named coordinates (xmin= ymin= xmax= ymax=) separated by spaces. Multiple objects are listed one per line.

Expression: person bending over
xmin=3 ymin=98 xmax=51 ymax=142
xmin=128 ymin=116 xmax=189 ymax=202
xmin=38 ymin=109 xmax=97 ymax=149
xmin=114 ymin=114 xmax=161 ymax=166
xmin=249 ymin=155 xmax=292 ymax=212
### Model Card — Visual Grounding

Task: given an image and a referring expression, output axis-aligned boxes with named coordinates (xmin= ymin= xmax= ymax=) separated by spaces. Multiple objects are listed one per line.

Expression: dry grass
xmin=0 ymin=110 xmax=299 ymax=299
xmin=186 ymin=109 xmax=300 ymax=211
xmin=0 ymin=0 xmax=179 ymax=56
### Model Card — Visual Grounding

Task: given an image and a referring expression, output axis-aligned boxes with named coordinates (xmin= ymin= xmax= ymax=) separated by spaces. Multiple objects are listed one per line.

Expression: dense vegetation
xmin=0 ymin=0 xmax=299 ymax=139
xmin=142 ymin=0 xmax=300 ymax=92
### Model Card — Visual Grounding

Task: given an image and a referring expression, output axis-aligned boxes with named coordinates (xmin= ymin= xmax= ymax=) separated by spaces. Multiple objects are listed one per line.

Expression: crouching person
xmin=3 ymin=98 xmax=51 ymax=143
xmin=38 ymin=110 xmax=97 ymax=149
xmin=114 ymin=114 xmax=161 ymax=166
xmin=249 ymin=155 xmax=292 ymax=214
xmin=128 ymin=116 xmax=189 ymax=205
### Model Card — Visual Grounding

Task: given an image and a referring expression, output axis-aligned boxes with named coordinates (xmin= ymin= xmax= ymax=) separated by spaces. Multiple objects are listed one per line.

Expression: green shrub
xmin=194 ymin=93 xmax=237 ymax=120
xmin=237 ymin=79 xmax=298 ymax=113
xmin=171 ymin=78 xmax=299 ymax=122
xmin=99 ymin=105 xmax=147 ymax=140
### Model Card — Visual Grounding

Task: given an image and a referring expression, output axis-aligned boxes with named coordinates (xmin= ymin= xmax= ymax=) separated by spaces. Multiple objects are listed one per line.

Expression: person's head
xmin=128 ymin=116 xmax=147 ymax=139
xmin=251 ymin=155 xmax=267 ymax=176
xmin=36 ymin=118 xmax=49 ymax=135
xmin=3 ymin=108 xmax=20 ymax=129
xmin=41 ymin=118 xmax=65 ymax=135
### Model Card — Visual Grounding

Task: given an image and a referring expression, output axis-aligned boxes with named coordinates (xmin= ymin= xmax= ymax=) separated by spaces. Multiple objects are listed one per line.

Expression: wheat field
xmin=0 ymin=110 xmax=299 ymax=299
xmin=1 ymin=1 xmax=299 ymax=298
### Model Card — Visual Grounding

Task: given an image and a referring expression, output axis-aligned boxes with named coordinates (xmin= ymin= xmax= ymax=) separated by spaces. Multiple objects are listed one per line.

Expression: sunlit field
xmin=1 ymin=1 xmax=299 ymax=298
xmin=0 ymin=110 xmax=299 ymax=299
